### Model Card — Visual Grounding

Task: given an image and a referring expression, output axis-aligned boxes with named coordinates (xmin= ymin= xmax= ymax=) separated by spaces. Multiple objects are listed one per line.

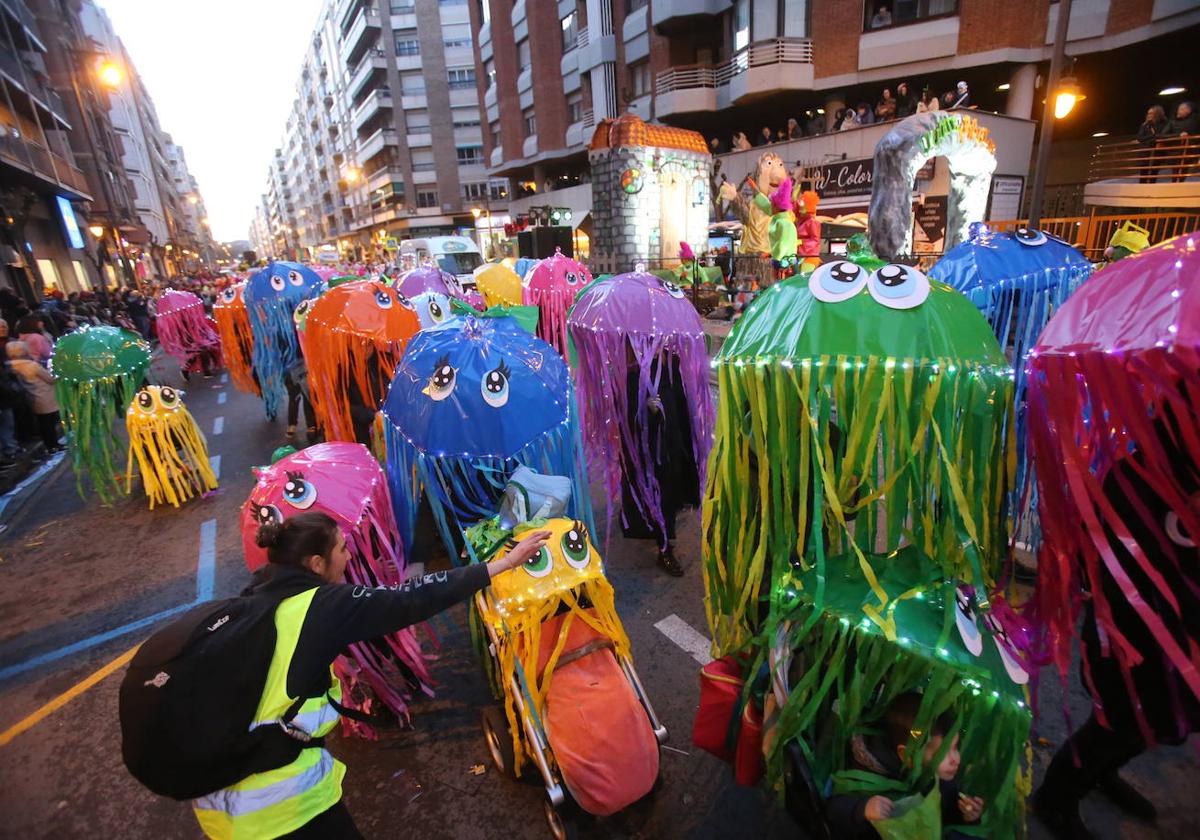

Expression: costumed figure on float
xmin=381 ymin=315 xmax=593 ymax=559
xmin=212 ymin=282 xmax=259 ymax=396
xmin=240 ymin=442 xmax=431 ymax=730
xmin=700 ymin=253 xmax=1030 ymax=835
xmin=1027 ymin=233 xmax=1200 ymax=835
xmin=795 ymin=189 xmax=822 ymax=273
xmin=154 ymin=289 xmax=223 ymax=378
xmin=125 ymin=385 xmax=218 ymax=509
xmin=567 ymin=266 xmax=714 ymax=575
xmin=522 ymin=248 xmax=592 ymax=358
xmin=302 ymin=280 xmax=421 ymax=445
xmin=243 ymin=261 xmax=324 ymax=424
xmin=52 ymin=325 xmax=152 ymax=502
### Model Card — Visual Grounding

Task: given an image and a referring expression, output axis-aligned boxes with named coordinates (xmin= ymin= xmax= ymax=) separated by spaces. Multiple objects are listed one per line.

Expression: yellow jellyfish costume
xmin=125 ymin=385 xmax=218 ymax=509
xmin=474 ymin=263 xmax=524 ymax=308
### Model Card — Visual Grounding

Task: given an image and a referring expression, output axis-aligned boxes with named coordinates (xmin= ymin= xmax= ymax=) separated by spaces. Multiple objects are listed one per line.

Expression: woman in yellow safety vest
xmin=193 ymin=511 xmax=550 ymax=839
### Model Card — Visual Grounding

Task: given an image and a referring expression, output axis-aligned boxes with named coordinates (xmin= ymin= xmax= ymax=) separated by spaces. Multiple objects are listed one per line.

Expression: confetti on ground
xmin=468 ymin=764 xmax=486 ymax=776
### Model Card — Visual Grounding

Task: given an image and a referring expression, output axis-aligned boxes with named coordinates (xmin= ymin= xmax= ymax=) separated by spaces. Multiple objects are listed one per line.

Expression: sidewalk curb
xmin=0 ymin=453 xmax=69 ymax=534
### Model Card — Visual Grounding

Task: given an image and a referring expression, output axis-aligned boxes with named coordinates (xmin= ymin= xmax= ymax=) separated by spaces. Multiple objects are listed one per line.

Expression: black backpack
xmin=119 ymin=581 xmax=325 ymax=800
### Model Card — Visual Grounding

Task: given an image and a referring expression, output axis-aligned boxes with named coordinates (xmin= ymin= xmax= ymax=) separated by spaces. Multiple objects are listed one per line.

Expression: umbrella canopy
xmin=704 ymin=262 xmax=1012 ymax=651
xmin=394 ymin=265 xmax=455 ymax=300
xmin=240 ymin=441 xmax=429 ymax=727
xmin=408 ymin=290 xmax=453 ymax=330
xmin=568 ymin=269 xmax=714 ymax=535
xmin=303 ymin=280 xmax=421 ymax=442
xmin=1029 ymin=232 xmax=1200 ymax=735
xmin=51 ymin=325 xmax=152 ymax=502
xmin=213 ymin=282 xmax=258 ymax=395
xmin=523 ymin=248 xmax=592 ymax=356
xmin=475 ymin=263 xmax=523 ymax=308
xmin=154 ymin=289 xmax=222 ymax=373
xmin=244 ymin=261 xmax=324 ymax=419
xmin=382 ymin=315 xmax=592 ymax=555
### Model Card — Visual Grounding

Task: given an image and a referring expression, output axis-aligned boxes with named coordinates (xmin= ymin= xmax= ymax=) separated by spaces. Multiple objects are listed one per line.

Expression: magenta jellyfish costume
xmin=524 ymin=248 xmax=592 ymax=357
xmin=567 ymin=267 xmax=714 ymax=548
xmin=154 ymin=289 xmax=223 ymax=374
xmin=240 ymin=442 xmax=431 ymax=732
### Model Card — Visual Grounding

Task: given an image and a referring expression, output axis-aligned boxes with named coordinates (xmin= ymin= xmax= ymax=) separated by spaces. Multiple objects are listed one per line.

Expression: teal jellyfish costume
xmin=243 ymin=261 xmax=324 ymax=420
xmin=51 ymin=325 xmax=152 ymax=502
xmin=382 ymin=315 xmax=593 ymax=558
xmin=702 ymin=261 xmax=1030 ymax=834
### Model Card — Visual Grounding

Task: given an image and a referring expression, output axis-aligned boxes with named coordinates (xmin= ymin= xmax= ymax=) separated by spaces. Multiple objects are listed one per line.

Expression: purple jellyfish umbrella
xmin=394 ymin=265 xmax=456 ymax=300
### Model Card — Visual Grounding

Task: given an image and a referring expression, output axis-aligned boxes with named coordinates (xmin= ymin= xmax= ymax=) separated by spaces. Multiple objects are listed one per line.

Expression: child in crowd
xmin=826 ymin=692 xmax=984 ymax=838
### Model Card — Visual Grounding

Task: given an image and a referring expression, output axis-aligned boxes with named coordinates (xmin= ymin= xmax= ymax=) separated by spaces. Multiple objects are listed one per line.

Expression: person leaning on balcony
xmin=1136 ymin=105 xmax=1168 ymax=183
xmin=875 ymin=88 xmax=897 ymax=122
xmin=1165 ymin=101 xmax=1198 ymax=183
xmin=754 ymin=126 xmax=774 ymax=147
xmin=839 ymin=108 xmax=859 ymax=131
xmin=787 ymin=118 xmax=803 ymax=140
xmin=710 ymin=136 xmax=727 ymax=155
xmin=870 ymin=4 xmax=892 ymax=27
xmin=895 ymin=82 xmax=917 ymax=118
xmin=916 ymin=87 xmax=938 ymax=113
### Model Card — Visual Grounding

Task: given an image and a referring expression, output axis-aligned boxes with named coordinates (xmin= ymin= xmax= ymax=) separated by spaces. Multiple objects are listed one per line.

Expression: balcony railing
xmin=654 ymin=37 xmax=813 ymax=95
xmin=581 ymin=108 xmax=595 ymax=128
xmin=1089 ymin=136 xmax=1199 ymax=183
xmin=988 ymin=211 xmax=1200 ymax=259
xmin=576 ymin=26 xmax=589 ymax=49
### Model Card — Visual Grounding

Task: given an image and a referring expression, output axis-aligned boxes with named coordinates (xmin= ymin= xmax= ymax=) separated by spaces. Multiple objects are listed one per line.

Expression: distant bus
xmin=397 ymin=236 xmax=484 ymax=294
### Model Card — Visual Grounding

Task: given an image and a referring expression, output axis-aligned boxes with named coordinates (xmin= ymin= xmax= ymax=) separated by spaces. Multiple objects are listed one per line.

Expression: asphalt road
xmin=0 ymin=354 xmax=1195 ymax=839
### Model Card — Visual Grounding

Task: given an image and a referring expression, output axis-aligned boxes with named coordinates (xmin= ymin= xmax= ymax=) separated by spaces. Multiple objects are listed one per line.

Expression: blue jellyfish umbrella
xmin=243 ymin=261 xmax=324 ymax=419
xmin=382 ymin=314 xmax=593 ymax=558
xmin=929 ymin=225 xmax=1093 ymax=540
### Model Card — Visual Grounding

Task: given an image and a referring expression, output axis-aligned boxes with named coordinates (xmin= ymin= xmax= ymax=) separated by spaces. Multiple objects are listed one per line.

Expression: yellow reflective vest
xmin=193 ymin=588 xmax=345 ymax=840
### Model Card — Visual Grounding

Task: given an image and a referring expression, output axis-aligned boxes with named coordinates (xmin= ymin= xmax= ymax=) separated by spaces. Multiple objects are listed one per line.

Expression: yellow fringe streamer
xmin=126 ymin=404 xmax=218 ymax=509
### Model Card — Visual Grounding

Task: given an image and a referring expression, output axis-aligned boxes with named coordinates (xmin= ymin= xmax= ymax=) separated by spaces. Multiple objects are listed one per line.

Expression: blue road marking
xmin=218 ymin=392 xmax=227 ymax=405
xmin=197 ymin=519 xmax=216 ymax=601
xmin=209 ymin=454 xmax=221 ymax=480
xmin=212 ymin=416 xmax=224 ymax=435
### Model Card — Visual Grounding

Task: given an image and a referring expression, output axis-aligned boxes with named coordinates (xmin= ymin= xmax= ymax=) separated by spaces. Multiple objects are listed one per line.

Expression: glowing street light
xmin=97 ymin=61 xmax=124 ymax=88
xmin=345 ymin=166 xmax=361 ymax=183
xmin=1159 ymin=86 xmax=1187 ymax=96
xmin=470 ymin=207 xmax=482 ymax=219
xmin=88 ymin=224 xmax=104 ymax=238
xmin=1053 ymin=76 xmax=1085 ymax=119
xmin=187 ymin=195 xmax=199 ymax=205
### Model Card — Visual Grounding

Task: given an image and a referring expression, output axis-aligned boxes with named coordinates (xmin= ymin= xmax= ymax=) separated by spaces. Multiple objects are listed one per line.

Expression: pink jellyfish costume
xmin=523 ymin=247 xmax=592 ymax=357
xmin=241 ymin=442 xmax=431 ymax=733
xmin=155 ymin=289 xmax=222 ymax=374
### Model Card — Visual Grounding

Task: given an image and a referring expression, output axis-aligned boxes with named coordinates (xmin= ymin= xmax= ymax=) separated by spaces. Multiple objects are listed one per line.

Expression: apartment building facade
xmin=259 ymin=0 xmax=510 ymax=262
xmin=473 ymin=0 xmax=1200 ymax=241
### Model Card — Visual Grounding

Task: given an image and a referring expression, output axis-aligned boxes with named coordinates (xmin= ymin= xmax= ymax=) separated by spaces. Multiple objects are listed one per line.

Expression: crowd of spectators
xmin=1136 ymin=100 xmax=1197 ymax=182
xmin=712 ymin=80 xmax=973 ymax=153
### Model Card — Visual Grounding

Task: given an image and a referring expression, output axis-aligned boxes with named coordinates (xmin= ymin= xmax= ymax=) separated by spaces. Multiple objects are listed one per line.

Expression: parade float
xmin=381 ymin=315 xmax=592 ymax=558
xmin=243 ymin=261 xmax=325 ymax=420
xmin=51 ymin=325 xmax=152 ymax=502
xmin=125 ymin=385 xmax=218 ymax=509
xmin=240 ymin=442 xmax=430 ymax=730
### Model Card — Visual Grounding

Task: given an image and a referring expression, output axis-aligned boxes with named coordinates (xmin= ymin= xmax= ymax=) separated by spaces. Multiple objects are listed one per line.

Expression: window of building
xmin=400 ymin=72 xmax=426 ymax=94
xmin=478 ymin=0 xmax=490 ymax=24
xmin=566 ymin=91 xmax=583 ymax=124
xmin=733 ymin=0 xmax=750 ymax=50
xmin=629 ymin=60 xmax=650 ymax=98
xmin=517 ymin=38 xmax=531 ymax=67
xmin=448 ymin=68 xmax=476 ymax=88
xmin=626 ymin=0 xmax=647 ymax=12
xmin=561 ymin=11 xmax=578 ymax=52
xmin=36 ymin=259 xmax=61 ymax=291
xmin=390 ymin=2 xmax=415 ymax=12
xmin=395 ymin=38 xmax=420 ymax=56
xmin=444 ymin=35 xmax=472 ymax=49
xmin=490 ymin=120 xmax=501 ymax=149
xmin=439 ymin=0 xmax=467 ymax=5
xmin=72 ymin=261 xmax=88 ymax=291
xmin=462 ymin=182 xmax=489 ymax=200
xmin=863 ymin=0 xmax=956 ymax=30
xmin=457 ymin=145 xmax=484 ymax=164
xmin=417 ymin=189 xmax=439 ymax=208
xmin=523 ymin=107 xmax=536 ymax=137
xmin=489 ymin=180 xmax=509 ymax=201
xmin=452 ymin=108 xmax=481 ymax=128
xmin=484 ymin=59 xmax=496 ymax=89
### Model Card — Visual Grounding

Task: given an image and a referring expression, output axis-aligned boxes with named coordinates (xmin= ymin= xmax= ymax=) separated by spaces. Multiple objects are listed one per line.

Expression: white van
xmin=397 ymin=236 xmax=484 ymax=294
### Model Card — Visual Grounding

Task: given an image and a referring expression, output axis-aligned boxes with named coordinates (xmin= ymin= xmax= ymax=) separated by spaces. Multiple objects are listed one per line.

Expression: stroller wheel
xmin=543 ymin=796 xmax=578 ymax=840
xmin=481 ymin=706 xmax=516 ymax=777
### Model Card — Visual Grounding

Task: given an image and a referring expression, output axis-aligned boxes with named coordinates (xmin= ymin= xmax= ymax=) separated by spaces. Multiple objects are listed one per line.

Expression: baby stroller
xmin=467 ymin=517 xmax=667 ymax=838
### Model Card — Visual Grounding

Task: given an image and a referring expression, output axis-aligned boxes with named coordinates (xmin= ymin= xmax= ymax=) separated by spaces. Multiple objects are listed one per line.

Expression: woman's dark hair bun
xmin=256 ymin=520 xmax=283 ymax=549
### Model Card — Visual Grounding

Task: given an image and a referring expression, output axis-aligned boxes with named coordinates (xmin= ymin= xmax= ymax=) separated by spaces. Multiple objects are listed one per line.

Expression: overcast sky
xmin=98 ymin=0 xmax=324 ymax=242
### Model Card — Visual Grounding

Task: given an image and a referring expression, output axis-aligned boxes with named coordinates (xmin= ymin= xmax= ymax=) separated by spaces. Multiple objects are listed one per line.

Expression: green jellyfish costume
xmin=702 ymin=259 xmax=1031 ymax=834
xmin=52 ymin=325 xmax=152 ymax=502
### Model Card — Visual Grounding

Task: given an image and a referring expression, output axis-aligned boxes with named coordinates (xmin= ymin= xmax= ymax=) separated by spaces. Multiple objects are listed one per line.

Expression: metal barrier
xmin=988 ymin=211 xmax=1200 ymax=257
xmin=655 ymin=37 xmax=813 ymax=96
xmin=1089 ymin=136 xmax=1199 ymax=183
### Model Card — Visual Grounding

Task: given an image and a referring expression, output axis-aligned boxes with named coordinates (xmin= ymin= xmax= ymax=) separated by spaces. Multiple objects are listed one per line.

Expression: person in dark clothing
xmin=710 ymin=136 xmax=727 ymax=155
xmin=754 ymin=126 xmax=774 ymax=146
xmin=1136 ymin=105 xmax=1169 ymax=182
xmin=1032 ymin=427 xmax=1200 ymax=839
xmin=346 ymin=350 xmax=381 ymax=447
xmin=619 ymin=349 xmax=700 ymax=577
xmin=895 ymin=82 xmax=917 ymax=118
xmin=190 ymin=512 xmax=550 ymax=839
xmin=826 ymin=693 xmax=984 ymax=839
xmin=285 ymin=358 xmax=317 ymax=442
xmin=126 ymin=292 xmax=151 ymax=340
xmin=1164 ymin=101 xmax=1197 ymax=182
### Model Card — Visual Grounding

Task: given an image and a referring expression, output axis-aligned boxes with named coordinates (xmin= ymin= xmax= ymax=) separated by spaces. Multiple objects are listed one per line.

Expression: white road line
xmin=212 ymin=416 xmax=224 ymax=435
xmin=209 ymin=454 xmax=221 ymax=480
xmin=217 ymin=392 xmax=227 ymax=405
xmin=220 ymin=373 xmax=228 ymax=384
xmin=654 ymin=614 xmax=713 ymax=666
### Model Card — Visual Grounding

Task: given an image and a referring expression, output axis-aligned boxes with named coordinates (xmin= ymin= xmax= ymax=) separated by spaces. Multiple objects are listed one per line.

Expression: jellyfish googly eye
xmin=1013 ymin=227 xmax=1048 ymax=247
xmin=867 ymin=263 xmax=931 ymax=310
xmin=481 ymin=359 xmax=511 ymax=408
xmin=251 ymin=500 xmax=283 ymax=526
xmin=374 ymin=289 xmax=393 ymax=309
xmin=522 ymin=545 xmax=553 ymax=578
xmin=659 ymin=278 xmax=686 ymax=299
xmin=220 ymin=287 xmax=237 ymax=304
xmin=428 ymin=297 xmax=445 ymax=323
xmin=288 ymin=270 xmax=306 ymax=286
xmin=808 ymin=260 xmax=867 ymax=303
xmin=134 ymin=389 xmax=156 ymax=415
xmin=425 ymin=354 xmax=457 ymax=401
xmin=269 ymin=273 xmax=286 ymax=292
xmin=282 ymin=470 xmax=317 ymax=509
xmin=561 ymin=521 xmax=590 ymax=569
xmin=984 ymin=612 xmax=1029 ymax=685
xmin=158 ymin=387 xmax=180 ymax=410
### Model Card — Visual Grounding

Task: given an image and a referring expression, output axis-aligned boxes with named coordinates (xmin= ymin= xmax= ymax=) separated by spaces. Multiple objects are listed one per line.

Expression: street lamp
xmin=1027 ymin=0 xmax=1075 ymax=229
xmin=97 ymin=60 xmax=123 ymax=89
xmin=1052 ymin=74 xmax=1085 ymax=120
xmin=88 ymin=224 xmax=104 ymax=238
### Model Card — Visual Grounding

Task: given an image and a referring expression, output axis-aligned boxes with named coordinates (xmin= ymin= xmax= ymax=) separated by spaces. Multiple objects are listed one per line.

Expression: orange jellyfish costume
xmin=212 ymin=282 xmax=259 ymax=396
